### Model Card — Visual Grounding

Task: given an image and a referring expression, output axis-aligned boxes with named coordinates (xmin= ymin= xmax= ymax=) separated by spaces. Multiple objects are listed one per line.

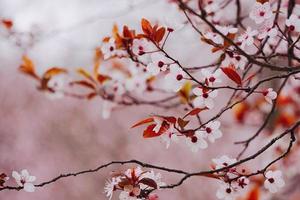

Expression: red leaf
xmin=184 ymin=108 xmax=207 ymax=118
xmin=162 ymin=116 xmax=176 ymax=124
xmin=97 ymin=74 xmax=111 ymax=84
xmin=245 ymin=186 xmax=260 ymax=200
xmin=2 ymin=20 xmax=13 ymax=29
xmin=131 ymin=117 xmax=154 ymax=128
xmin=141 ymin=18 xmax=153 ymax=36
xmin=143 ymin=124 xmax=161 ymax=138
xmin=221 ymin=66 xmax=242 ymax=85
xmin=143 ymin=121 xmax=169 ymax=138
xmin=154 ymin=27 xmax=166 ymax=43
xmin=138 ymin=178 xmax=158 ymax=189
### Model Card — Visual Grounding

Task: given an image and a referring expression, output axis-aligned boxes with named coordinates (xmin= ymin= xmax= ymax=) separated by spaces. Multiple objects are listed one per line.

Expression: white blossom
xmin=192 ymin=87 xmax=218 ymax=109
xmin=147 ymin=53 xmax=170 ymax=75
xmin=258 ymin=20 xmax=278 ymax=40
xmin=204 ymin=32 xmax=223 ymax=45
xmin=186 ymin=131 xmax=208 ymax=152
xmin=263 ymin=88 xmax=277 ymax=104
xmin=285 ymin=14 xmax=300 ymax=32
xmin=216 ymin=183 xmax=238 ymax=200
xmin=12 ymin=170 xmax=36 ymax=192
xmin=132 ymin=39 xmax=153 ymax=56
xmin=250 ymin=2 xmax=273 ymax=24
xmin=201 ymin=68 xmax=222 ymax=85
xmin=104 ymin=177 xmax=120 ymax=200
xmin=164 ymin=64 xmax=186 ymax=92
xmin=264 ymin=170 xmax=285 ymax=193
xmin=212 ymin=155 xmax=237 ymax=169
xmin=238 ymin=27 xmax=258 ymax=49
xmin=196 ymin=120 xmax=222 ymax=143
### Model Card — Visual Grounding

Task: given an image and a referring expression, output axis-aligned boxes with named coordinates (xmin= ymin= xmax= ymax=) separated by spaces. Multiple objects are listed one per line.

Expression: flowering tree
xmin=1 ymin=0 xmax=300 ymax=199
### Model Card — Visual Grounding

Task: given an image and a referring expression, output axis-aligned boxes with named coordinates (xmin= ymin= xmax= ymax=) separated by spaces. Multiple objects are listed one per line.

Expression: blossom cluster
xmin=104 ymin=167 xmax=164 ymax=200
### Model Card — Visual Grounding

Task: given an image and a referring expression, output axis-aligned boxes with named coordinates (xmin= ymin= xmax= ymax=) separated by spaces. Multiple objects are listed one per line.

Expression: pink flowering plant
xmin=1 ymin=0 xmax=300 ymax=199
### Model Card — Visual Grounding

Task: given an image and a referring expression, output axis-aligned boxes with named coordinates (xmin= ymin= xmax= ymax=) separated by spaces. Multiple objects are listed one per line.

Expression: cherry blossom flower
xmin=263 ymin=88 xmax=277 ymax=104
xmin=196 ymin=120 xmax=222 ymax=143
xmin=160 ymin=128 xmax=179 ymax=149
xmin=201 ymin=68 xmax=222 ymax=85
xmin=101 ymin=38 xmax=126 ymax=60
xmin=238 ymin=27 xmax=258 ymax=49
xmin=147 ymin=53 xmax=171 ymax=75
xmin=258 ymin=20 xmax=278 ymax=40
xmin=216 ymin=25 xmax=238 ymax=36
xmin=216 ymin=183 xmax=238 ymax=200
xmin=204 ymin=32 xmax=224 ymax=45
xmin=285 ymin=14 xmax=300 ymax=32
xmin=192 ymin=87 xmax=218 ymax=109
xmin=249 ymin=2 xmax=273 ymax=24
xmin=104 ymin=177 xmax=120 ymax=200
xmin=104 ymin=167 xmax=163 ymax=200
xmin=101 ymin=38 xmax=118 ymax=60
xmin=12 ymin=169 xmax=36 ymax=192
xmin=186 ymin=131 xmax=208 ymax=152
xmin=164 ymin=64 xmax=186 ymax=92
xmin=212 ymin=155 xmax=237 ymax=169
xmin=223 ymin=52 xmax=247 ymax=70
xmin=264 ymin=170 xmax=285 ymax=193
xmin=132 ymin=39 xmax=153 ymax=56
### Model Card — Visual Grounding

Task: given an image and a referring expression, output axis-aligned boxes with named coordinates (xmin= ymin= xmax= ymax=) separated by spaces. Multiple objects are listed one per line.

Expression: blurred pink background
xmin=0 ymin=0 xmax=299 ymax=199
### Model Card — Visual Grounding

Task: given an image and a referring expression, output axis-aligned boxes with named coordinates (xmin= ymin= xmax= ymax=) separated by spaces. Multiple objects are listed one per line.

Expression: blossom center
xmin=191 ymin=136 xmax=198 ymax=143
xmin=176 ymin=74 xmax=183 ymax=81
xmin=209 ymin=77 xmax=215 ymax=82
xmin=206 ymin=127 xmax=212 ymax=133
xmin=226 ymin=188 xmax=232 ymax=193
xmin=109 ymin=46 xmax=114 ymax=52
xmin=268 ymin=178 xmax=275 ymax=183
xmin=202 ymin=93 xmax=209 ymax=98
xmin=289 ymin=25 xmax=295 ymax=31
xmin=259 ymin=11 xmax=265 ymax=17
xmin=158 ymin=61 xmax=164 ymax=68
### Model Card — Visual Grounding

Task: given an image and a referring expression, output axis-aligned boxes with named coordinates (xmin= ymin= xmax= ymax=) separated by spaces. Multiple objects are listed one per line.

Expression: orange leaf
xmin=86 ymin=92 xmax=97 ymax=100
xmin=97 ymin=74 xmax=111 ymax=84
xmin=93 ymin=47 xmax=103 ymax=78
xmin=184 ymin=108 xmax=207 ymax=118
xmin=69 ymin=80 xmax=96 ymax=90
xmin=19 ymin=56 xmax=40 ymax=80
xmin=1 ymin=19 xmax=13 ymax=29
xmin=141 ymin=18 xmax=153 ymax=36
xmin=178 ymin=118 xmax=189 ymax=129
xmin=77 ymin=68 xmax=95 ymax=82
xmin=131 ymin=117 xmax=154 ymax=128
xmin=154 ymin=27 xmax=166 ymax=43
xmin=221 ymin=66 xmax=242 ymax=85
xmin=43 ymin=67 xmax=67 ymax=79
xmin=245 ymin=186 xmax=260 ymax=200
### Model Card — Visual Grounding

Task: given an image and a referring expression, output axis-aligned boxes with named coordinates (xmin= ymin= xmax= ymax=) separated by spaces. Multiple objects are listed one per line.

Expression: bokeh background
xmin=0 ymin=0 xmax=299 ymax=199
